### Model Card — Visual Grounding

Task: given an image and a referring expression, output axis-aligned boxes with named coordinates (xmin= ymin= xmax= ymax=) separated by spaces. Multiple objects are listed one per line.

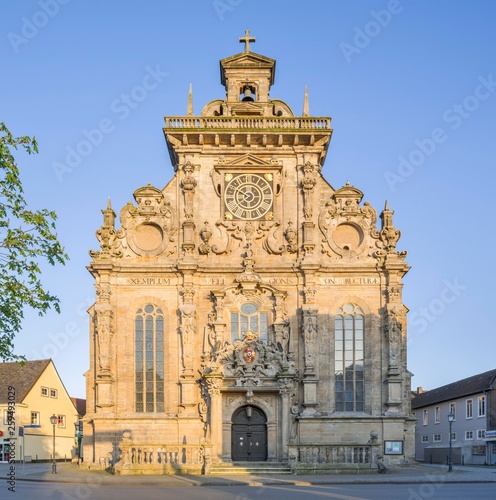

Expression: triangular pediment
xmin=230 ymin=101 xmax=264 ymax=116
xmin=220 ymin=51 xmax=276 ymax=86
xmin=220 ymin=154 xmax=275 ymax=167
xmin=220 ymin=51 xmax=275 ymax=67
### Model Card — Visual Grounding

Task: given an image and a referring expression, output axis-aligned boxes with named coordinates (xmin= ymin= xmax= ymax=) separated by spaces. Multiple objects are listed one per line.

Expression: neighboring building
xmin=0 ymin=359 xmax=80 ymax=462
xmin=83 ymin=32 xmax=414 ymax=474
xmin=412 ymin=369 xmax=496 ymax=465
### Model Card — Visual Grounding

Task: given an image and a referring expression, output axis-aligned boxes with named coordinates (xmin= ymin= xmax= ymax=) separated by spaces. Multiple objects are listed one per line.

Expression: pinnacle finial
xmin=384 ymin=200 xmax=390 ymax=211
xmin=239 ymin=29 xmax=255 ymax=52
xmin=303 ymin=85 xmax=309 ymax=117
xmin=102 ymin=197 xmax=115 ymax=227
xmin=187 ymin=83 xmax=194 ymax=116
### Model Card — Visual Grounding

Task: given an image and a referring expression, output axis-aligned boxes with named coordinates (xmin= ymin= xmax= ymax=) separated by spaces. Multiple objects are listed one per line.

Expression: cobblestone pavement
xmin=2 ymin=462 xmax=496 ymax=486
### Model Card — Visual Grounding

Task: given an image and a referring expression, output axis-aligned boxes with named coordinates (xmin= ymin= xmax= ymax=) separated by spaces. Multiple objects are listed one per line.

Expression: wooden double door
xmin=231 ymin=405 xmax=267 ymax=462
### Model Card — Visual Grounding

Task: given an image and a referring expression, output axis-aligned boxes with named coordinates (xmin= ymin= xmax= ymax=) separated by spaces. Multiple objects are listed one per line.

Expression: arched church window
xmin=334 ymin=303 xmax=364 ymax=412
xmin=230 ymin=303 xmax=268 ymax=343
xmin=135 ymin=304 xmax=164 ymax=413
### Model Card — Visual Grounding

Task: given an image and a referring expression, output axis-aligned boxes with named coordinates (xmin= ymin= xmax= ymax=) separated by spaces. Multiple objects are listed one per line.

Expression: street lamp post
xmin=447 ymin=411 xmax=455 ymax=472
xmin=49 ymin=414 xmax=57 ymax=474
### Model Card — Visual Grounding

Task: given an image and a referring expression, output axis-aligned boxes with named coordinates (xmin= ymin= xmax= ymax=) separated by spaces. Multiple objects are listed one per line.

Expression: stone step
xmin=210 ymin=462 xmax=291 ymax=475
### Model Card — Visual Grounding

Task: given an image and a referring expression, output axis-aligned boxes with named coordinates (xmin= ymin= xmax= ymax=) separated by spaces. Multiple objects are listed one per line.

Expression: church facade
xmin=83 ymin=33 xmax=415 ymax=474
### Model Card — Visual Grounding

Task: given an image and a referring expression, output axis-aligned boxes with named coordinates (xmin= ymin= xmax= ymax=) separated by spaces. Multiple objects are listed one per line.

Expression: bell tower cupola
xmin=220 ymin=30 xmax=276 ymax=109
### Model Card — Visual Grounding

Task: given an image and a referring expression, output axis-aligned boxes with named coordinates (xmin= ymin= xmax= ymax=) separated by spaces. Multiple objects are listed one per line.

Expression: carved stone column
xmin=301 ymin=306 xmax=318 ymax=375
xmin=278 ymin=377 xmax=293 ymax=460
xmin=384 ymin=302 xmax=405 ymax=414
xmin=205 ymin=376 xmax=222 ymax=461
xmin=273 ymin=291 xmax=289 ymax=352
xmin=181 ymin=161 xmax=197 ymax=256
xmin=209 ymin=291 xmax=227 ymax=350
xmin=300 ymin=161 xmax=318 ymax=256
xmin=179 ymin=284 xmax=197 ymax=413
xmin=94 ymin=285 xmax=114 ymax=411
xmin=301 ymin=305 xmax=319 ymax=415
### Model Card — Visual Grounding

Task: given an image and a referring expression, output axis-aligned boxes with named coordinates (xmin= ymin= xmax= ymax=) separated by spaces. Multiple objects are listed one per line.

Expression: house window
xmin=465 ymin=430 xmax=474 ymax=440
xmin=433 ymin=434 xmax=442 ymax=442
xmin=477 ymin=429 xmax=486 ymax=440
xmin=50 ymin=389 xmax=58 ymax=398
xmin=334 ymin=303 xmax=364 ymax=412
xmin=478 ymin=396 xmax=486 ymax=417
xmin=30 ymin=412 xmax=40 ymax=425
xmin=421 ymin=435 xmax=429 ymax=443
xmin=466 ymin=399 xmax=473 ymax=419
xmin=423 ymin=409 xmax=428 ymax=426
xmin=435 ymin=406 xmax=440 ymax=423
xmin=135 ymin=304 xmax=164 ymax=413
xmin=450 ymin=432 xmax=457 ymax=441
xmin=57 ymin=415 xmax=66 ymax=428
xmin=472 ymin=445 xmax=486 ymax=455
xmin=41 ymin=387 xmax=48 ymax=397
xmin=230 ymin=303 xmax=268 ymax=343
xmin=449 ymin=402 xmax=456 ymax=420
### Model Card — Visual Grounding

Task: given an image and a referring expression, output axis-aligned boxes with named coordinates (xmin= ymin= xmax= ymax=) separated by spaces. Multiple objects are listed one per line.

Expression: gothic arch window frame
xmin=135 ymin=303 xmax=165 ymax=413
xmin=229 ymin=297 xmax=271 ymax=344
xmin=334 ymin=302 xmax=365 ymax=413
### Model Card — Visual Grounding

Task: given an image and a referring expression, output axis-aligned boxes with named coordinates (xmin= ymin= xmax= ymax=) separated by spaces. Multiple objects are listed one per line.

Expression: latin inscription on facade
xmin=203 ymin=278 xmax=228 ymax=285
xmin=267 ymin=278 xmax=295 ymax=285
xmin=319 ymin=277 xmax=380 ymax=285
xmin=128 ymin=278 xmax=172 ymax=285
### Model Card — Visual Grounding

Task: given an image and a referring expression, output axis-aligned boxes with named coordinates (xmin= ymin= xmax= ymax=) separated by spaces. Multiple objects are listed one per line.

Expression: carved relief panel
xmin=202 ymin=277 xmax=294 ymax=385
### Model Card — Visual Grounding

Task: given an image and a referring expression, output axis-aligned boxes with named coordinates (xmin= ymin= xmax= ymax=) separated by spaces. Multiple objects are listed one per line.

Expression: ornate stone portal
xmin=84 ymin=32 xmax=415 ymax=474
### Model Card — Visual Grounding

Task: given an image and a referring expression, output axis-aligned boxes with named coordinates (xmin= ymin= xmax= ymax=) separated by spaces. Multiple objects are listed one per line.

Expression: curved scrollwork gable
xmin=115 ymin=183 xmax=177 ymax=258
xmin=319 ymin=183 xmax=380 ymax=261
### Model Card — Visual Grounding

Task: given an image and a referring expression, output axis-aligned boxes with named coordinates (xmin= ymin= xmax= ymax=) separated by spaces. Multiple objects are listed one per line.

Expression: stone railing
xmin=289 ymin=444 xmax=377 ymax=472
xmin=164 ymin=116 xmax=331 ymax=131
xmin=114 ymin=442 xmax=213 ymax=475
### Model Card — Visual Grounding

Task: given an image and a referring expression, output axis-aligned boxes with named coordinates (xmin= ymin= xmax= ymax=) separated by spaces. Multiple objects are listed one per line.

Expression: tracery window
xmin=230 ymin=303 xmax=268 ymax=343
xmin=334 ymin=303 xmax=364 ymax=412
xmin=135 ymin=304 xmax=164 ymax=412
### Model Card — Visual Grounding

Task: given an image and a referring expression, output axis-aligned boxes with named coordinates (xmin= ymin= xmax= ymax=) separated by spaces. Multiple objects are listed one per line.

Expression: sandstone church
xmin=83 ymin=32 xmax=415 ymax=474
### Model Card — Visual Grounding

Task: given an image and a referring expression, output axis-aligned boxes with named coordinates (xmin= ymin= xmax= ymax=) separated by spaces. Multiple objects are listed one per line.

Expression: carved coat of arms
xmin=243 ymin=346 xmax=257 ymax=364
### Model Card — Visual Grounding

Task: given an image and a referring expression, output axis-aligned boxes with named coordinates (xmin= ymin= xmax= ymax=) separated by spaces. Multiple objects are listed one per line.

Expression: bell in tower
xmin=241 ymin=86 xmax=255 ymax=102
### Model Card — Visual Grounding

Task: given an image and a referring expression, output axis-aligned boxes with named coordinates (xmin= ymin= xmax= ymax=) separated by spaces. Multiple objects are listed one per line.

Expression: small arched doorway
xmin=231 ymin=405 xmax=267 ymax=462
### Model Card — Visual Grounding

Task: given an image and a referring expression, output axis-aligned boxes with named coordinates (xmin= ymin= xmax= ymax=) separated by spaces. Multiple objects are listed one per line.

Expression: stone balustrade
xmin=289 ymin=444 xmax=377 ymax=473
xmin=114 ymin=442 xmax=212 ymax=475
xmin=164 ymin=116 xmax=331 ymax=131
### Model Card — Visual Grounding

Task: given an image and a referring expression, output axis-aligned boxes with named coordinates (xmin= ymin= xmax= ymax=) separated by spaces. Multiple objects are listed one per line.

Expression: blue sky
xmin=1 ymin=0 xmax=495 ymax=399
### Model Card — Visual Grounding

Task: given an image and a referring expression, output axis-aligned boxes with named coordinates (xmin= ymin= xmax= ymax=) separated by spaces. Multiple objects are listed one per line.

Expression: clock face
xmin=224 ymin=173 xmax=273 ymax=220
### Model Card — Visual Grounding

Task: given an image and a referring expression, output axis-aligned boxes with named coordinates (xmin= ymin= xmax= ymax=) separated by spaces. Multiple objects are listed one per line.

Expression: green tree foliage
xmin=0 ymin=122 xmax=68 ymax=361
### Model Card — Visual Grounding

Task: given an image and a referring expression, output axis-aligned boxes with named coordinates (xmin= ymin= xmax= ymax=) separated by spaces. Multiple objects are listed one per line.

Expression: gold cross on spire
xmin=239 ymin=30 xmax=255 ymax=53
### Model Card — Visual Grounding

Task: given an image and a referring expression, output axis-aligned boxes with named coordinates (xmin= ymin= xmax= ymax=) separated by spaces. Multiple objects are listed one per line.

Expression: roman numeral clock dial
xmin=224 ymin=173 xmax=274 ymax=220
